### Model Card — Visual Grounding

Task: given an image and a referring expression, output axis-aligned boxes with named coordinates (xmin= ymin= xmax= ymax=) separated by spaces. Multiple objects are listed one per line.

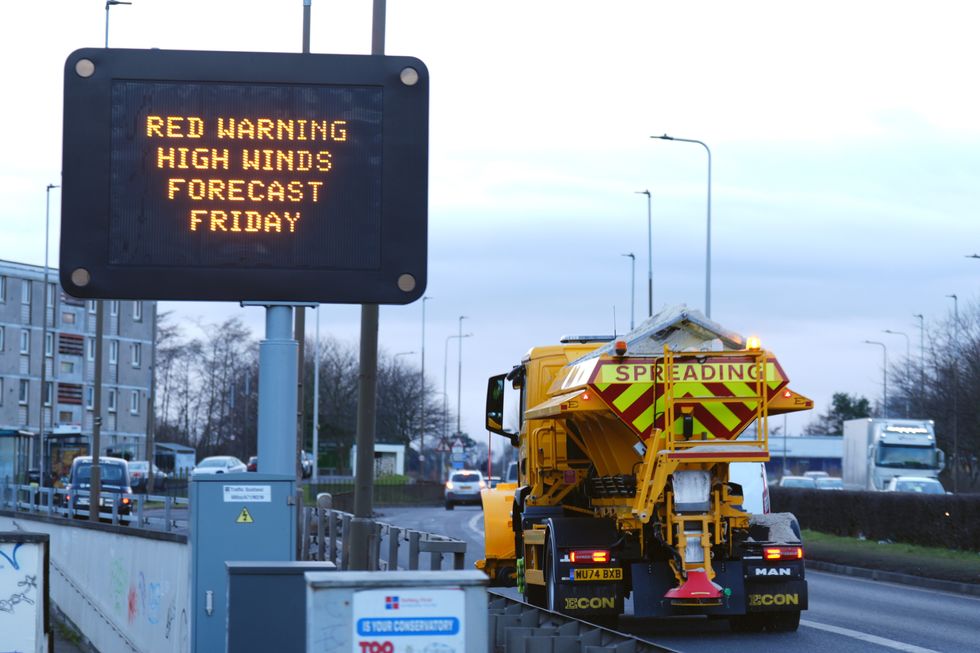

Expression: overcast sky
xmin=2 ymin=1 xmax=978 ymax=444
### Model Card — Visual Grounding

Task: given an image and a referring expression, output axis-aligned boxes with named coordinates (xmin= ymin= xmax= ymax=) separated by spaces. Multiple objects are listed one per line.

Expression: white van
xmin=728 ymin=462 xmax=770 ymax=514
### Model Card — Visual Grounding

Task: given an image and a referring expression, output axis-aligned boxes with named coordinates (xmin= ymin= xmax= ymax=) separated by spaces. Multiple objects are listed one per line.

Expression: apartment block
xmin=0 ymin=259 xmax=155 ymax=469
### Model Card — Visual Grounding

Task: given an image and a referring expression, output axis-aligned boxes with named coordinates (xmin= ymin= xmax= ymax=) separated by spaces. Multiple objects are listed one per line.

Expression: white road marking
xmin=801 ymin=619 xmax=941 ymax=653
xmin=467 ymin=512 xmax=484 ymax=537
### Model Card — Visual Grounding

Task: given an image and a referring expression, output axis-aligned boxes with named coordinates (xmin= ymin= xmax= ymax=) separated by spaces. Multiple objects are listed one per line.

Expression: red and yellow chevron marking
xmin=588 ymin=356 xmax=789 ymax=440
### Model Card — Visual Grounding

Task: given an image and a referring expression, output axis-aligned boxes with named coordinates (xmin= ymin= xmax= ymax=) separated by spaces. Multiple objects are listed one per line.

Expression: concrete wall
xmin=0 ymin=511 xmax=188 ymax=653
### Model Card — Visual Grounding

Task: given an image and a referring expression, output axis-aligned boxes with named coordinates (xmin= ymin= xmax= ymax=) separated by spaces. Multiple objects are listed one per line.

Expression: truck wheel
xmin=765 ymin=611 xmax=801 ymax=632
xmin=546 ymin=546 xmax=558 ymax=612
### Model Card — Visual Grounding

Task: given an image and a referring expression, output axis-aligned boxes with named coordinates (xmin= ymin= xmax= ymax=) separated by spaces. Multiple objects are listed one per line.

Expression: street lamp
xmin=419 ymin=296 xmax=431 ymax=478
xmin=864 ymin=340 xmax=887 ymax=418
xmin=38 ymin=183 xmax=59 ymax=486
xmin=105 ymin=0 xmax=132 ymax=47
xmin=946 ymin=294 xmax=960 ymax=493
xmin=456 ymin=316 xmax=468 ymax=437
xmin=913 ymin=314 xmax=925 ymax=390
xmin=635 ymin=190 xmax=653 ymax=317
xmin=443 ymin=332 xmax=472 ymax=443
xmin=394 ymin=351 xmax=416 ymax=362
xmin=883 ymin=329 xmax=911 ymax=417
xmin=651 ymin=134 xmax=712 ymax=318
xmin=965 ymin=254 xmax=980 ymax=259
xmin=622 ymin=253 xmax=635 ymax=330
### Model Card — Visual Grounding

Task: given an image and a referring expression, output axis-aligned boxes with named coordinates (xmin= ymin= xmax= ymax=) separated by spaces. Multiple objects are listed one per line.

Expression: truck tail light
xmin=122 ymin=497 xmax=131 ymax=505
xmin=763 ymin=546 xmax=803 ymax=560
xmin=570 ymin=549 xmax=610 ymax=564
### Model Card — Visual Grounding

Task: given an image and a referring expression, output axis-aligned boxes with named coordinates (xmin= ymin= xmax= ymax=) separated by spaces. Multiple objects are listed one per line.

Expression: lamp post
xmin=635 ymin=190 xmax=652 ymax=317
xmin=622 ymin=253 xmax=635 ymax=330
xmin=105 ymin=0 xmax=132 ymax=47
xmin=38 ymin=183 xmax=59 ymax=487
xmin=913 ymin=313 xmax=925 ymax=396
xmin=651 ymin=134 xmax=712 ymax=318
xmin=883 ymin=329 xmax=911 ymax=417
xmin=456 ymin=316 xmax=468 ymax=437
xmin=864 ymin=340 xmax=887 ymax=418
xmin=419 ymin=296 xmax=431 ymax=479
xmin=443 ymin=333 xmax=472 ymax=442
xmin=946 ymin=294 xmax=960 ymax=492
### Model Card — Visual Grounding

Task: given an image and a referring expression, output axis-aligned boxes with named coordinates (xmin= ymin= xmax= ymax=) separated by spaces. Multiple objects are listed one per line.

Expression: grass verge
xmin=803 ymin=529 xmax=980 ymax=585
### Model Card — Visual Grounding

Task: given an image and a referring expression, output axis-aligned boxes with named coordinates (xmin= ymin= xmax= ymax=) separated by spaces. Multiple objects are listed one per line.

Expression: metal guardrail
xmin=0 ymin=481 xmax=190 ymax=532
xmin=298 ymin=503 xmax=467 ymax=572
xmin=487 ymin=592 xmax=680 ymax=653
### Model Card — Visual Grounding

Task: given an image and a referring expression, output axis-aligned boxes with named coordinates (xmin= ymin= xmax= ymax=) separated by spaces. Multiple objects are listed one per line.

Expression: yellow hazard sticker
xmin=236 ymin=507 xmax=254 ymax=524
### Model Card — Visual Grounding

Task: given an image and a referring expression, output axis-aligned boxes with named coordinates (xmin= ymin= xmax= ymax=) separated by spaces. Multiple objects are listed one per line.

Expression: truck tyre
xmin=546 ymin=544 xmax=558 ymax=612
xmin=765 ymin=611 xmax=801 ymax=632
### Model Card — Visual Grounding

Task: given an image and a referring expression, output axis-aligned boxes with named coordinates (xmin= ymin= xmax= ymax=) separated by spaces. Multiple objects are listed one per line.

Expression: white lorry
xmin=842 ymin=418 xmax=946 ymax=490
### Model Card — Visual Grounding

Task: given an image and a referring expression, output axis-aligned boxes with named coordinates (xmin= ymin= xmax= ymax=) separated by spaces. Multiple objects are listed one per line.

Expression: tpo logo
xmin=385 ymin=596 xmax=399 ymax=610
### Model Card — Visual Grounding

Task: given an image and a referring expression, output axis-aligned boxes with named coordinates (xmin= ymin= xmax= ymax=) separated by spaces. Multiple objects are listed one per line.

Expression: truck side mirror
xmin=937 ymin=449 xmax=946 ymax=471
xmin=485 ymin=374 xmax=518 ymax=445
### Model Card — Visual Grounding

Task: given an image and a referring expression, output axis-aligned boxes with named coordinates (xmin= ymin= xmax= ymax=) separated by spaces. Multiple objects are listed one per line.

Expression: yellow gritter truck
xmin=478 ymin=307 xmax=814 ymax=631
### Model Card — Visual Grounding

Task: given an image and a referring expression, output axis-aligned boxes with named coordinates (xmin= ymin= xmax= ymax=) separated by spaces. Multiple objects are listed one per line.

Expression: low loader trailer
xmin=478 ymin=308 xmax=814 ymax=631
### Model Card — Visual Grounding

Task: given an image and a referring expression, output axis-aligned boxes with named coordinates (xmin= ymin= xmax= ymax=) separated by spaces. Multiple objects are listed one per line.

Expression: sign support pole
xmin=349 ymin=0 xmax=386 ymax=571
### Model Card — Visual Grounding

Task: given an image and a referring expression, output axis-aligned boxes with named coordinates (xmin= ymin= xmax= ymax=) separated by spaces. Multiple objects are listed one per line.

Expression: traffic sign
xmin=61 ymin=48 xmax=429 ymax=304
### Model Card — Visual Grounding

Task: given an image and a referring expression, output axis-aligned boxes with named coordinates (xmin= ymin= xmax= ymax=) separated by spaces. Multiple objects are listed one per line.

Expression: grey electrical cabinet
xmin=190 ymin=473 xmax=296 ymax=653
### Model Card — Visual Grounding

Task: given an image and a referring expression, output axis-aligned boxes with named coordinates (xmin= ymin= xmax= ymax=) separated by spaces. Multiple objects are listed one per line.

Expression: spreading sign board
xmin=61 ymin=48 xmax=428 ymax=303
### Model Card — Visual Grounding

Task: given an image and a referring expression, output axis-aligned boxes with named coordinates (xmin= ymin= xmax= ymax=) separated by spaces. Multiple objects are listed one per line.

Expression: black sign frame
xmin=61 ymin=48 xmax=428 ymax=304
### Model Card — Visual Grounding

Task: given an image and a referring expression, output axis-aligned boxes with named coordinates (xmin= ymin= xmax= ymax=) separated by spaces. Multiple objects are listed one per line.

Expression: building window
xmin=0 ymin=325 xmax=4 ymax=352
xmin=130 ymin=390 xmax=140 ymax=415
xmin=62 ymin=312 xmax=76 ymax=325
xmin=87 ymin=300 xmax=97 ymax=314
xmin=109 ymin=340 xmax=118 ymax=365
xmin=20 ymin=329 xmax=30 ymax=354
xmin=44 ymin=381 xmax=53 ymax=406
xmin=107 ymin=388 xmax=117 ymax=413
xmin=18 ymin=380 xmax=29 ymax=405
xmin=46 ymin=282 xmax=56 ymax=308
xmin=21 ymin=280 xmax=31 ymax=305
xmin=85 ymin=386 xmax=94 ymax=410
xmin=0 ymin=275 xmax=5 ymax=302
xmin=133 ymin=302 xmax=143 ymax=321
xmin=45 ymin=332 xmax=54 ymax=357
xmin=109 ymin=300 xmax=119 ymax=316
xmin=0 ymin=378 xmax=4 ymax=406
xmin=132 ymin=343 xmax=142 ymax=368
xmin=86 ymin=338 xmax=95 ymax=361
xmin=59 ymin=410 xmax=73 ymax=423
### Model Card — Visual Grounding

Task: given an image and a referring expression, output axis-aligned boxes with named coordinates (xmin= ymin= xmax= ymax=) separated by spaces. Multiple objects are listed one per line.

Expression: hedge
xmin=769 ymin=487 xmax=980 ymax=551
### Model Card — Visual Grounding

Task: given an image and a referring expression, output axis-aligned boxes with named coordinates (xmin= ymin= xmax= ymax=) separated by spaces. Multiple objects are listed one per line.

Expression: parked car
xmin=803 ymin=470 xmax=830 ymax=480
xmin=247 ymin=456 xmax=258 ymax=472
xmin=444 ymin=470 xmax=485 ymax=510
xmin=65 ymin=456 xmax=133 ymax=519
xmin=815 ymin=476 xmax=844 ymax=490
xmin=778 ymin=475 xmax=817 ymax=489
xmin=192 ymin=456 xmax=248 ymax=475
xmin=883 ymin=476 xmax=945 ymax=494
xmin=128 ymin=460 xmax=168 ymax=492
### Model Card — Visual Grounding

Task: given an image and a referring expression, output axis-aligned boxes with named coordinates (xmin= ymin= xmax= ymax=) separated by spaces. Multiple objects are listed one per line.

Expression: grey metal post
xmin=946 ymin=294 xmax=959 ymax=492
xmin=622 ymin=253 xmax=635 ymax=330
xmin=146 ymin=301 xmax=157 ymax=492
xmin=258 ymin=306 xmax=298 ymax=476
xmin=635 ymin=189 xmax=652 ymax=317
xmin=349 ymin=303 xmax=379 ymax=570
xmin=348 ymin=0 xmax=387 ymax=573
xmin=914 ymin=313 xmax=925 ymax=398
xmin=312 ymin=305 xmax=320 ymax=483
xmin=456 ymin=316 xmax=467 ymax=437
xmin=39 ymin=183 xmax=58 ymax=487
xmin=90 ymin=303 xmax=104 ymax=522
xmin=295 ymin=308 xmax=306 ymax=479
xmin=420 ymin=296 xmax=430 ymax=479
xmin=651 ymin=135 xmax=712 ymax=317
xmin=864 ymin=340 xmax=887 ymax=418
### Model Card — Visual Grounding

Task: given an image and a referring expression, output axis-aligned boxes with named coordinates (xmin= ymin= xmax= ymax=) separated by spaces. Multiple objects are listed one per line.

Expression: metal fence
xmin=297 ymin=500 xmax=467 ymax=572
xmin=0 ymin=481 xmax=189 ymax=532
xmin=302 ymin=480 xmax=445 ymax=511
